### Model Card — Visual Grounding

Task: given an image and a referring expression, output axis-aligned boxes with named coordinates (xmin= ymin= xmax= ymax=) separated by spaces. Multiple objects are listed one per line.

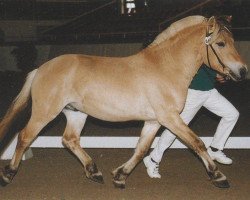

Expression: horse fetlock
xmin=208 ymin=170 xmax=230 ymax=188
xmin=85 ymin=162 xmax=104 ymax=184
xmin=0 ymin=165 xmax=18 ymax=186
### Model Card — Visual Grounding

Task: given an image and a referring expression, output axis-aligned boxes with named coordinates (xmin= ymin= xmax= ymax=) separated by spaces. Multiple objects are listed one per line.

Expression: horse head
xmin=202 ymin=16 xmax=248 ymax=81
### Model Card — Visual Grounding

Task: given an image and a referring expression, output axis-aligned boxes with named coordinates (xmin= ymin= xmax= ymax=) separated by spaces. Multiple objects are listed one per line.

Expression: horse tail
xmin=0 ymin=69 xmax=38 ymax=143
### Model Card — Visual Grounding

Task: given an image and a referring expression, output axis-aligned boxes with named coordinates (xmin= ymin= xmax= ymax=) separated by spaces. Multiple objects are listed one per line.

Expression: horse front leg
xmin=158 ymin=112 xmax=229 ymax=188
xmin=112 ymin=121 xmax=160 ymax=189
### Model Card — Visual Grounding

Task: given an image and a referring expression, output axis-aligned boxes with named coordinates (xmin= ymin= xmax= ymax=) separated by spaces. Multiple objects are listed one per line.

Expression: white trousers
xmin=150 ymin=88 xmax=239 ymax=163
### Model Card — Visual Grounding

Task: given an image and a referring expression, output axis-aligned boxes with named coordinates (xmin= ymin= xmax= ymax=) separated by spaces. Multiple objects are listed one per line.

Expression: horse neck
xmin=145 ymin=25 xmax=205 ymax=87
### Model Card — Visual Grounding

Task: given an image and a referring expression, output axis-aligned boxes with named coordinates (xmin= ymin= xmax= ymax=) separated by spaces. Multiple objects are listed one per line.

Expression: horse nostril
xmin=239 ymin=68 xmax=247 ymax=79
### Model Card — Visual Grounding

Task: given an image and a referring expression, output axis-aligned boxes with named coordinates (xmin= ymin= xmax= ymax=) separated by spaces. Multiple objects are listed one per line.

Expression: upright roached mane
xmin=150 ymin=16 xmax=206 ymax=47
xmin=0 ymin=15 xmax=247 ymax=189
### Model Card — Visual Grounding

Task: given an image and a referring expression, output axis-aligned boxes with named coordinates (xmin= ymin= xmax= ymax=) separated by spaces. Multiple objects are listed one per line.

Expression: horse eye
xmin=216 ymin=42 xmax=225 ymax=47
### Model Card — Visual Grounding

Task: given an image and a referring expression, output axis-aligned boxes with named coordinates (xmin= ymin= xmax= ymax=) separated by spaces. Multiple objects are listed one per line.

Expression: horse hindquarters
xmin=0 ymin=84 xmax=67 ymax=186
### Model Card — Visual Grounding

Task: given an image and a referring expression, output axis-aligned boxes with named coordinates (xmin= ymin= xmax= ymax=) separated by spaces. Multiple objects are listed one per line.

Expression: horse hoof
xmin=0 ymin=175 xmax=9 ymax=187
xmin=113 ymin=180 xmax=125 ymax=189
xmin=85 ymin=162 xmax=104 ymax=184
xmin=89 ymin=174 xmax=104 ymax=184
xmin=212 ymin=179 xmax=230 ymax=188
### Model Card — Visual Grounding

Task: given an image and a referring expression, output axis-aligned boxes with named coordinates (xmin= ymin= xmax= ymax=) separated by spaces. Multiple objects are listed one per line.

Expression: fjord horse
xmin=0 ymin=16 xmax=248 ymax=188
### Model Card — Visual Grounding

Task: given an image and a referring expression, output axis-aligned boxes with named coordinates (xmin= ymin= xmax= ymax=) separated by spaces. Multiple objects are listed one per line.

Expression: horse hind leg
xmin=0 ymin=111 xmax=59 ymax=186
xmin=62 ymin=109 xmax=104 ymax=184
xmin=112 ymin=121 xmax=161 ymax=189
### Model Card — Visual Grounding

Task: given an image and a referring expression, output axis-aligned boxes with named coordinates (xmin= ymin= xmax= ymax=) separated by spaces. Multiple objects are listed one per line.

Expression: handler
xmin=144 ymin=64 xmax=239 ymax=178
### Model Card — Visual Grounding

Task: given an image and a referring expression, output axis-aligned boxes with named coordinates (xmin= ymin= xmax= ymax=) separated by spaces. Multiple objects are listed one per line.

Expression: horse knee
xmin=197 ymin=139 xmax=206 ymax=150
xmin=62 ymin=134 xmax=79 ymax=149
xmin=137 ymin=144 xmax=150 ymax=157
xmin=16 ymin=131 xmax=34 ymax=150
xmin=62 ymin=137 xmax=70 ymax=148
xmin=191 ymin=137 xmax=207 ymax=153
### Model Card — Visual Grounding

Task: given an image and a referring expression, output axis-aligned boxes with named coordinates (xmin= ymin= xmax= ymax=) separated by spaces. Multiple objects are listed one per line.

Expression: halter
xmin=205 ymin=26 xmax=227 ymax=72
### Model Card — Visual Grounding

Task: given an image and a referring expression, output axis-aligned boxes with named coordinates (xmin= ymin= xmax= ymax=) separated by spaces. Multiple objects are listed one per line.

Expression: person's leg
xmin=149 ymin=131 xmax=176 ymax=164
xmin=144 ymin=89 xmax=206 ymax=178
xmin=203 ymin=89 xmax=239 ymax=164
xmin=143 ymin=130 xmax=176 ymax=178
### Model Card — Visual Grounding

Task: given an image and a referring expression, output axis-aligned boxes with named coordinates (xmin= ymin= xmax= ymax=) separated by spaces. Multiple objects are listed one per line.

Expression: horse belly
xmin=77 ymin=94 xmax=156 ymax=122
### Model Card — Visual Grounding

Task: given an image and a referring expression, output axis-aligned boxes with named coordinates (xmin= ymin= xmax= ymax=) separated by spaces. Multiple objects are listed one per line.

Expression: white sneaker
xmin=143 ymin=156 xmax=161 ymax=178
xmin=207 ymin=147 xmax=233 ymax=165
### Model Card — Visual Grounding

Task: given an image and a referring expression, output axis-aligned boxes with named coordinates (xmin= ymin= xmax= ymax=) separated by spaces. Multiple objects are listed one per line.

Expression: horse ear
xmin=205 ymin=16 xmax=220 ymax=45
xmin=207 ymin=16 xmax=216 ymax=34
xmin=225 ymin=15 xmax=232 ymax=23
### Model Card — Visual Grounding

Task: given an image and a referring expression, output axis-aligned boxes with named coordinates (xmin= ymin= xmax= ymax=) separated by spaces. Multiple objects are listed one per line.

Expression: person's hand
xmin=216 ymin=74 xmax=228 ymax=83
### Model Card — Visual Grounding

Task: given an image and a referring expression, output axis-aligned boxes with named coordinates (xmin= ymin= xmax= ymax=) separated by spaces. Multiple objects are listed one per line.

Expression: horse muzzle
xmin=229 ymin=66 xmax=248 ymax=81
xmin=239 ymin=67 xmax=248 ymax=80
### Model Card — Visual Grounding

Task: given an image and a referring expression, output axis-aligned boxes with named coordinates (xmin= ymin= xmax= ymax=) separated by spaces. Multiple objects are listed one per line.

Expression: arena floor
xmin=0 ymin=148 xmax=250 ymax=200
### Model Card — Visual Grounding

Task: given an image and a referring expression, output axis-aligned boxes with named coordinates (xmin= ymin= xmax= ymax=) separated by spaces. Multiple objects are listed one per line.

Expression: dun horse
xmin=0 ymin=16 xmax=248 ymax=189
